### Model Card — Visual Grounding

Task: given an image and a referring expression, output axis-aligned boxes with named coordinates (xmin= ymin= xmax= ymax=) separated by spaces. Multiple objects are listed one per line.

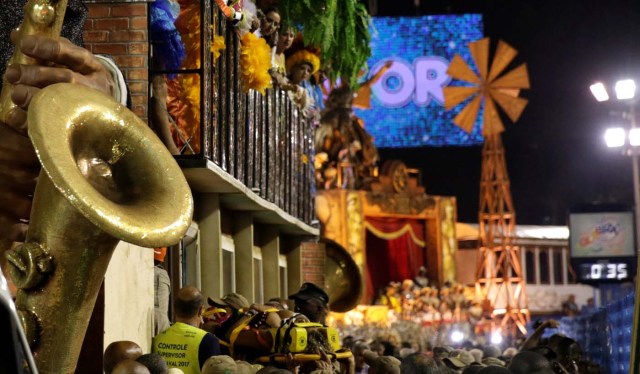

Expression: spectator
xmin=265 ymin=297 xmax=290 ymax=311
xmin=561 ymin=295 xmax=579 ymax=317
xmin=153 ymin=286 xmax=221 ymax=374
xmin=103 ymin=341 xmax=143 ymax=374
xmin=112 ymin=359 xmax=152 ymax=374
xmin=469 ymin=348 xmax=483 ymax=363
xmin=201 ymin=355 xmax=236 ymax=374
xmin=482 ymin=345 xmax=502 ymax=360
xmin=353 ymin=341 xmax=371 ymax=374
xmin=154 ymin=247 xmax=172 ymax=335
xmin=507 ymin=351 xmax=554 ymax=374
xmin=137 ymin=353 xmax=170 ymax=374
xmin=414 ymin=266 xmax=430 ymax=288
xmin=400 ymin=352 xmax=439 ymax=374
xmin=289 ymin=282 xmax=330 ymax=324
xmin=363 ymin=350 xmax=401 ymax=374
xmin=581 ymin=298 xmax=596 ymax=315
xmin=342 ymin=335 xmax=356 ymax=350
xmin=443 ymin=349 xmax=476 ymax=370
xmin=462 ymin=366 xmax=486 ymax=374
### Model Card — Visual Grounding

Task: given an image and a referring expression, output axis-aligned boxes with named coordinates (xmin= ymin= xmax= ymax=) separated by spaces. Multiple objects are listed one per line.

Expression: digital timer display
xmin=579 ymin=263 xmax=629 ymax=280
xmin=569 ymin=205 xmax=637 ymax=284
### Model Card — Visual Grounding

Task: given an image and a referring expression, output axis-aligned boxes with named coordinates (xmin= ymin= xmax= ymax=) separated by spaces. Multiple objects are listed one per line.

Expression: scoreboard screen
xmin=569 ymin=206 xmax=637 ymax=283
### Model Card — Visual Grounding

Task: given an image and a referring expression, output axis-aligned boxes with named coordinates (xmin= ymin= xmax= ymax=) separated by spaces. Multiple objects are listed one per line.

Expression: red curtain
xmin=364 ymin=217 xmax=426 ymax=303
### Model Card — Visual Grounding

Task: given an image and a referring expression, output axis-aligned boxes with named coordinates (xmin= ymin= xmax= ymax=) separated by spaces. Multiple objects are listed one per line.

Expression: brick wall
xmin=300 ymin=241 xmax=326 ymax=286
xmin=84 ymin=3 xmax=149 ymax=119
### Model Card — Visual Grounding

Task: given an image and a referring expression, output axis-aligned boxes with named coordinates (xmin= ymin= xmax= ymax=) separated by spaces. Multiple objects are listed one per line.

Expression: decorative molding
xmin=364 ymin=191 xmax=436 ymax=215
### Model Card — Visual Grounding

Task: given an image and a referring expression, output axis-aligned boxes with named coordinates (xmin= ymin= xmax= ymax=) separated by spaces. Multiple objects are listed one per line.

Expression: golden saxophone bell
xmin=7 ymin=83 xmax=193 ymax=373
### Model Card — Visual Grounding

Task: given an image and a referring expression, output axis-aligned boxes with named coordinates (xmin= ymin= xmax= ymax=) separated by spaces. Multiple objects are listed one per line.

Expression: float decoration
xmin=239 ymin=32 xmax=273 ymax=94
xmin=149 ymin=0 xmax=186 ymax=74
xmin=214 ymin=0 xmax=244 ymax=25
xmin=210 ymin=31 xmax=226 ymax=60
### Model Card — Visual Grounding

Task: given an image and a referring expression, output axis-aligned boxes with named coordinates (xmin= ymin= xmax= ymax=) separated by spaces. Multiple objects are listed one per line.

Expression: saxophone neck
xmin=0 ymin=0 xmax=69 ymax=124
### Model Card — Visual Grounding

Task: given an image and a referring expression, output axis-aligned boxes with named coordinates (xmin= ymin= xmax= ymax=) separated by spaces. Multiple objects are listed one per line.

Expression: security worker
xmin=153 ymin=286 xmax=220 ymax=374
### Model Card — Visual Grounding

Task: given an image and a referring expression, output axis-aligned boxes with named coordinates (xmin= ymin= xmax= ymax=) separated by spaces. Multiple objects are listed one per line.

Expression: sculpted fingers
xmin=55 ymin=37 xmax=106 ymax=74
xmin=54 ymin=38 xmax=116 ymax=96
xmin=17 ymin=35 xmax=100 ymax=73
xmin=3 ymin=107 xmax=28 ymax=135
xmin=5 ymin=63 xmax=74 ymax=89
xmin=10 ymin=84 xmax=40 ymax=110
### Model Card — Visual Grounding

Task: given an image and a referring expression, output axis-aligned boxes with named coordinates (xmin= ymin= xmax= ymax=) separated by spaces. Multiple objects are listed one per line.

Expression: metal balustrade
xmin=149 ymin=4 xmax=315 ymax=226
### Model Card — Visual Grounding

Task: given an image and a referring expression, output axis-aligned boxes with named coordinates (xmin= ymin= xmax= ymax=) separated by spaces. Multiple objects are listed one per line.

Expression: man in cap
xmin=153 ymin=286 xmax=221 ymax=374
xmin=289 ymin=282 xmax=330 ymax=324
xmin=201 ymin=355 xmax=236 ymax=374
xmin=363 ymin=350 xmax=401 ymax=374
xmin=443 ymin=349 xmax=477 ymax=370
xmin=208 ymin=293 xmax=251 ymax=312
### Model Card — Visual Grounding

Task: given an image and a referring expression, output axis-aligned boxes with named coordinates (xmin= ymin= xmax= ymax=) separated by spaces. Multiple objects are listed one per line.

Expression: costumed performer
xmin=269 ymin=25 xmax=295 ymax=87
xmin=283 ymin=41 xmax=322 ymax=116
xmin=255 ymin=6 xmax=281 ymax=46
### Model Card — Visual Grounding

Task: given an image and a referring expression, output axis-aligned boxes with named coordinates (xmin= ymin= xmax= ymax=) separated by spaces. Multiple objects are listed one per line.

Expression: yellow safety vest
xmin=153 ymin=322 xmax=208 ymax=374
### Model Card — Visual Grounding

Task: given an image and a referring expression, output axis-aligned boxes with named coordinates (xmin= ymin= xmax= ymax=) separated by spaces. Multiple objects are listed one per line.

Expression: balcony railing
xmin=149 ymin=3 xmax=315 ymax=225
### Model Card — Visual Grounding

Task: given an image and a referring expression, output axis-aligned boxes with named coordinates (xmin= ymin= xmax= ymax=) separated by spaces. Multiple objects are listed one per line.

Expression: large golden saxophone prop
xmin=0 ymin=1 xmax=194 ymax=373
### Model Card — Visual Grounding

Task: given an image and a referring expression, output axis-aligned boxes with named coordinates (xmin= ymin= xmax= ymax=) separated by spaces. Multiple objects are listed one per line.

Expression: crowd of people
xmin=107 ymin=282 xmax=352 ymax=374
xmin=371 ymin=272 xmax=487 ymax=331
xmin=106 ymin=280 xmax=605 ymax=374
xmin=0 ymin=1 xmax=617 ymax=373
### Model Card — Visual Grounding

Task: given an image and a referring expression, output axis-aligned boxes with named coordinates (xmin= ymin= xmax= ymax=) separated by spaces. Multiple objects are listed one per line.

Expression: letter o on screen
xmin=372 ymin=60 xmax=415 ymax=108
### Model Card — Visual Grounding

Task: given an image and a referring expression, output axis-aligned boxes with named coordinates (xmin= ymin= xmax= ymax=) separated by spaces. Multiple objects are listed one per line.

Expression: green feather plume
xmin=279 ymin=0 xmax=371 ymax=87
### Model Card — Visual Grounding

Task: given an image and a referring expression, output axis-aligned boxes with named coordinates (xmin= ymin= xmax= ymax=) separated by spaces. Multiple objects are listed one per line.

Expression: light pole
xmin=592 ymin=79 xmax=640 ymax=373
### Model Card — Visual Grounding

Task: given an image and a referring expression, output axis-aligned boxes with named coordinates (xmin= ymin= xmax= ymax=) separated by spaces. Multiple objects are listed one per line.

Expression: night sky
xmin=372 ymin=0 xmax=640 ymax=225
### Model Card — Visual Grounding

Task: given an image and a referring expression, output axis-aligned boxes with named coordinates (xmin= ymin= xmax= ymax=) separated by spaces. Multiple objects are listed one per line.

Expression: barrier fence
xmin=557 ymin=291 xmax=634 ymax=373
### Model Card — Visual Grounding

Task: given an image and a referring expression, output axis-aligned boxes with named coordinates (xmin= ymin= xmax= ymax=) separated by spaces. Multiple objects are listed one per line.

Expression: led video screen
xmin=355 ymin=14 xmax=484 ymax=148
xmin=569 ymin=211 xmax=636 ymax=258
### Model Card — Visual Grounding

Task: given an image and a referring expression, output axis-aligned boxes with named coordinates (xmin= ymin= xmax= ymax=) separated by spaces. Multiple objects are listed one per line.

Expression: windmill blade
xmin=491 ymin=63 xmax=530 ymax=89
xmin=469 ymin=37 xmax=490 ymax=82
xmin=444 ymin=86 xmax=480 ymax=110
xmin=453 ymin=94 xmax=482 ymax=133
xmin=482 ymin=96 xmax=505 ymax=135
xmin=490 ymin=88 xmax=529 ymax=122
xmin=496 ymin=88 xmax=520 ymax=97
xmin=447 ymin=55 xmax=481 ymax=84
xmin=487 ymin=40 xmax=518 ymax=83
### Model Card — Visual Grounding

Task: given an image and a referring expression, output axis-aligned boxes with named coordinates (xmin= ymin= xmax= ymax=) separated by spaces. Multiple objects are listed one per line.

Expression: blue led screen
xmin=355 ymin=14 xmax=484 ymax=148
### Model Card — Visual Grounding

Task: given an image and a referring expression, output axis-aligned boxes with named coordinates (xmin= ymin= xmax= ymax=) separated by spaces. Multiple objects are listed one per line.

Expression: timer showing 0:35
xmin=580 ymin=263 xmax=628 ymax=280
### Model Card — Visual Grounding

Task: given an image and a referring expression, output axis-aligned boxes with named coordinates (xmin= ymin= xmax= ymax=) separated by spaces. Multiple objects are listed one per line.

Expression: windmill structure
xmin=443 ymin=38 xmax=530 ymax=335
